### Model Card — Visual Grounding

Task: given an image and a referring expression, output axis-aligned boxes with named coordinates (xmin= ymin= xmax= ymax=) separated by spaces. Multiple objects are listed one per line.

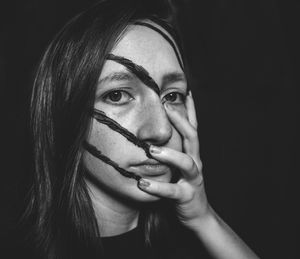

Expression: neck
xmin=85 ymin=178 xmax=139 ymax=237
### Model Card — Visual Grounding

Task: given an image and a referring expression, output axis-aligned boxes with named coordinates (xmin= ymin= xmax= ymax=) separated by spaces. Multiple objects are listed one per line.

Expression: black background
xmin=1 ymin=0 xmax=299 ymax=258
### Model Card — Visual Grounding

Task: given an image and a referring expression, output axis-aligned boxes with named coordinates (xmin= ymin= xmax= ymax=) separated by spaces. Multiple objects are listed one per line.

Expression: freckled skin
xmin=84 ymin=141 xmax=142 ymax=181
xmin=83 ymin=23 xmax=186 ymax=203
xmin=82 ymin=22 xmax=259 ymax=259
xmin=84 ymin=46 xmax=183 ymax=180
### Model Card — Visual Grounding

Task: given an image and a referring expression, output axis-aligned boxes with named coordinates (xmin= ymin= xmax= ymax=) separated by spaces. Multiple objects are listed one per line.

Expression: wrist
xmin=184 ymin=204 xmax=218 ymax=234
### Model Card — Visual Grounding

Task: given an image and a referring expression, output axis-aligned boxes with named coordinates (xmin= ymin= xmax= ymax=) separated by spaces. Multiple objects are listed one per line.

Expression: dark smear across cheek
xmin=84 ymin=109 xmax=152 ymax=181
xmin=92 ymin=109 xmax=151 ymax=158
xmin=83 ymin=53 xmax=162 ymax=181
xmin=83 ymin=141 xmax=141 ymax=181
xmin=106 ymin=53 xmax=160 ymax=95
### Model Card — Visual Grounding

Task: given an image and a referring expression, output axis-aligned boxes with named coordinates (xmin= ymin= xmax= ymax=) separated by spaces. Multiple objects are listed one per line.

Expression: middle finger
xmin=150 ymin=145 xmax=199 ymax=180
xmin=164 ymin=103 xmax=199 ymax=157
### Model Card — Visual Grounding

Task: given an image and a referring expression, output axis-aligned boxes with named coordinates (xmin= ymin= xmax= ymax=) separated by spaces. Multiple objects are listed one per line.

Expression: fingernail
xmin=150 ymin=145 xmax=161 ymax=154
xmin=138 ymin=179 xmax=150 ymax=188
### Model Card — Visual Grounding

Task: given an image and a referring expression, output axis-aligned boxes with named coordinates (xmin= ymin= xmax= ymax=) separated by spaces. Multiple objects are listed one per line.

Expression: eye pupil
xmin=165 ymin=93 xmax=177 ymax=102
xmin=109 ymin=91 xmax=122 ymax=102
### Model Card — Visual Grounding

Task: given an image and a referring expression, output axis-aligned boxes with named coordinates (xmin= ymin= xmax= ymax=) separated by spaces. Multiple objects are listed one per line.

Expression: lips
xmin=129 ymin=159 xmax=171 ymax=177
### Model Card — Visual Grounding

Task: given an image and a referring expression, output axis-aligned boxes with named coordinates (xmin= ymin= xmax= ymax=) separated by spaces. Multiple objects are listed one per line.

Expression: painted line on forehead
xmin=83 ymin=141 xmax=141 ymax=181
xmin=106 ymin=53 xmax=160 ymax=95
xmin=92 ymin=109 xmax=152 ymax=158
xmin=134 ymin=21 xmax=184 ymax=71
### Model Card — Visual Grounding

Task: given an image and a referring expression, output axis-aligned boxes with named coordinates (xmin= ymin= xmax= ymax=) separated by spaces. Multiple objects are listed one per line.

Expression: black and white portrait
xmin=1 ymin=1 xmax=298 ymax=258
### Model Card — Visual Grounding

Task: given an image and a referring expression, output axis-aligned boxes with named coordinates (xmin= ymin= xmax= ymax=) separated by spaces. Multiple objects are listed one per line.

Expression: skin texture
xmin=83 ymin=22 xmax=259 ymax=259
xmin=83 ymin=23 xmax=187 ymax=236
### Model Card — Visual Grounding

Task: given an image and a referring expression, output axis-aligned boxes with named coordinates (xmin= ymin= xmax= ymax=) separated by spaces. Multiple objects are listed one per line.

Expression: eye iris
xmin=109 ymin=91 xmax=122 ymax=102
xmin=165 ymin=93 xmax=177 ymax=102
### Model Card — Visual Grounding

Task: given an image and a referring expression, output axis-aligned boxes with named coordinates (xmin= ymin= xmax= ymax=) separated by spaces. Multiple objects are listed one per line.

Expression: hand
xmin=138 ymin=91 xmax=211 ymax=229
xmin=138 ymin=91 xmax=260 ymax=259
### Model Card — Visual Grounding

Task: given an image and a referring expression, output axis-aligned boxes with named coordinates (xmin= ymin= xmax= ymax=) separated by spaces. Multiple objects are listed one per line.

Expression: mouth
xmin=129 ymin=159 xmax=171 ymax=177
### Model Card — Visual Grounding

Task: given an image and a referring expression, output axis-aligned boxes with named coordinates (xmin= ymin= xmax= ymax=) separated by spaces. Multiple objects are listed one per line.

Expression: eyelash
xmin=102 ymin=90 xmax=186 ymax=105
xmin=103 ymin=90 xmax=134 ymax=105
xmin=162 ymin=92 xmax=186 ymax=104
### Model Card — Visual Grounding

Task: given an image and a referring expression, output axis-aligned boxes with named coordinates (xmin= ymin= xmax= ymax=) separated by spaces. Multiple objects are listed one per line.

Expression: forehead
xmin=99 ymin=23 xmax=183 ymax=83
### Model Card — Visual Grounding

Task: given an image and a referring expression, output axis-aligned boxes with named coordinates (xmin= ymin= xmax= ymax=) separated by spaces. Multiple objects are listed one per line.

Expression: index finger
xmin=164 ymin=103 xmax=199 ymax=157
xmin=186 ymin=91 xmax=198 ymax=129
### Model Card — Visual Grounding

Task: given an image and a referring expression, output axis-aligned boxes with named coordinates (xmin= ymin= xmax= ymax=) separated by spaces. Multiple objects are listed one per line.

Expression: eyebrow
xmin=106 ymin=54 xmax=160 ymax=95
xmin=161 ymin=72 xmax=187 ymax=90
xmin=98 ymin=71 xmax=136 ymax=85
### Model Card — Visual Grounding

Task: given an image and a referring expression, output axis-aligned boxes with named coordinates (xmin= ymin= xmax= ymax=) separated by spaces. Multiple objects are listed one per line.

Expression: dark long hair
xmin=26 ymin=0 xmax=185 ymax=258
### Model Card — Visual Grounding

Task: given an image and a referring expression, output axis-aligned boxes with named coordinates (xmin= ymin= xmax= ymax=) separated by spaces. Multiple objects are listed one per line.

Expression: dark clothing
xmin=102 ymin=226 xmax=213 ymax=259
xmin=5 ymin=215 xmax=213 ymax=259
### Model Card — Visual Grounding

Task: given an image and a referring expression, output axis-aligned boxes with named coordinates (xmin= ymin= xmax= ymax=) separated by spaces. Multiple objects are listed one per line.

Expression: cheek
xmin=83 ymin=123 xmax=138 ymax=196
xmin=86 ymin=122 xmax=138 ymax=167
xmin=84 ymin=151 xmax=118 ymax=187
xmin=82 ymin=117 xmax=179 ymax=202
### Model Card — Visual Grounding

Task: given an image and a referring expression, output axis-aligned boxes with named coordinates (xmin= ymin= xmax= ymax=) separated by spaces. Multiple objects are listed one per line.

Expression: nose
xmin=136 ymin=98 xmax=172 ymax=146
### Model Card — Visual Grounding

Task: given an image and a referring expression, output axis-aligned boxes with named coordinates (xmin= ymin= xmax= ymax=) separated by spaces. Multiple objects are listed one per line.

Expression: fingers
xmin=138 ymin=177 xmax=201 ymax=203
xmin=150 ymin=145 xmax=199 ymax=180
xmin=138 ymin=178 xmax=182 ymax=199
xmin=165 ymin=103 xmax=197 ymax=141
xmin=186 ymin=91 xmax=198 ymax=129
xmin=164 ymin=97 xmax=199 ymax=157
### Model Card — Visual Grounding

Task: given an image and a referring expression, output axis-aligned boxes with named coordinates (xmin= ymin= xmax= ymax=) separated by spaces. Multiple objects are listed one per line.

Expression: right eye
xmin=103 ymin=90 xmax=133 ymax=105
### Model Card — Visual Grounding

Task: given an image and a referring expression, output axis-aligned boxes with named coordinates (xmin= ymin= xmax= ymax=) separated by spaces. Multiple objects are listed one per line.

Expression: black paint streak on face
xmin=92 ymin=109 xmax=152 ymax=158
xmin=84 ymin=30 xmax=179 ymax=182
xmin=134 ymin=21 xmax=184 ymax=71
xmin=106 ymin=54 xmax=160 ymax=95
xmin=83 ymin=140 xmax=142 ymax=181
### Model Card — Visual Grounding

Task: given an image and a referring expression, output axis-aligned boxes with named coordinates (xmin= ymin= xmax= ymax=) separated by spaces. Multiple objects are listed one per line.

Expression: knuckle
xmin=193 ymin=121 xmax=198 ymax=129
xmin=172 ymin=186 xmax=181 ymax=199
xmin=179 ymin=183 xmax=196 ymax=202
xmin=188 ymin=129 xmax=198 ymax=140
xmin=193 ymin=175 xmax=204 ymax=187
xmin=197 ymin=160 xmax=203 ymax=171
xmin=190 ymin=119 xmax=198 ymax=130
xmin=186 ymin=188 xmax=196 ymax=202
xmin=182 ymin=156 xmax=195 ymax=171
xmin=191 ymin=162 xmax=199 ymax=173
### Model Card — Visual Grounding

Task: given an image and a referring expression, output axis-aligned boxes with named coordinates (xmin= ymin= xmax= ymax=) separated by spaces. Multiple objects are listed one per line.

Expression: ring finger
xmin=150 ymin=145 xmax=199 ymax=181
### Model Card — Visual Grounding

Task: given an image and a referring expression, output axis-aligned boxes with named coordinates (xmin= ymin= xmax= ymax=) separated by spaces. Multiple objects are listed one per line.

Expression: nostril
xmin=136 ymin=115 xmax=172 ymax=146
xmin=136 ymin=98 xmax=173 ymax=145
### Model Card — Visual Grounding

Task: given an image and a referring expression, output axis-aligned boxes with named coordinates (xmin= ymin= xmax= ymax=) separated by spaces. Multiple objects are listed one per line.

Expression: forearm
xmin=191 ymin=207 xmax=259 ymax=259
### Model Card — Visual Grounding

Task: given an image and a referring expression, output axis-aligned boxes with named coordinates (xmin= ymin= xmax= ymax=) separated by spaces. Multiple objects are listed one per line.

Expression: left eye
xmin=103 ymin=90 xmax=133 ymax=105
xmin=162 ymin=92 xmax=185 ymax=104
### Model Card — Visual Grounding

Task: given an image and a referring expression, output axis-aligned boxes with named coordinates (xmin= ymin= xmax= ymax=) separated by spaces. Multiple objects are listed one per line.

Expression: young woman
xmin=26 ymin=0 xmax=259 ymax=258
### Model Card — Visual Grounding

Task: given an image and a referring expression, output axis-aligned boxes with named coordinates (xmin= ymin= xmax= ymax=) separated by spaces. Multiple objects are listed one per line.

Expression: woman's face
xmin=84 ymin=23 xmax=187 ymax=202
